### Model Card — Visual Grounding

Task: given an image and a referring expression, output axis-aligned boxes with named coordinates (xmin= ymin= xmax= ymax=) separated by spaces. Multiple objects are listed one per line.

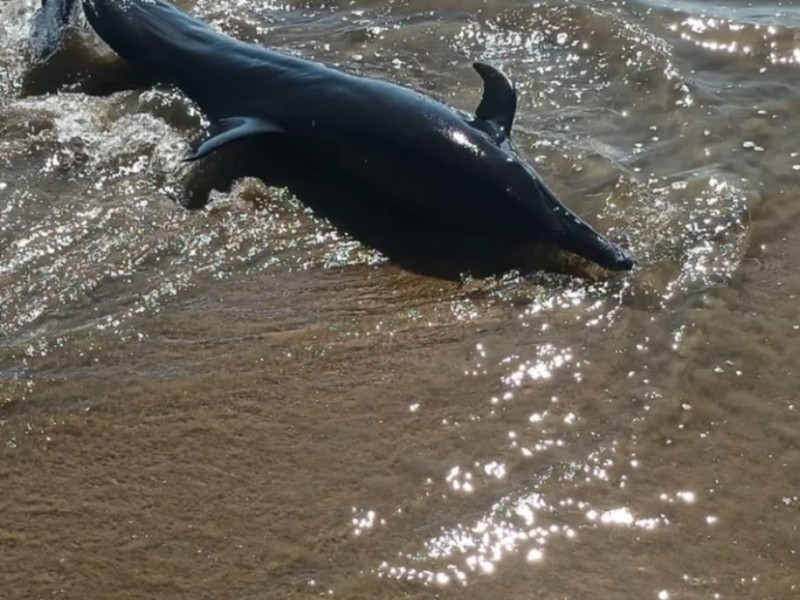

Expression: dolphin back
xmin=81 ymin=0 xmax=279 ymax=114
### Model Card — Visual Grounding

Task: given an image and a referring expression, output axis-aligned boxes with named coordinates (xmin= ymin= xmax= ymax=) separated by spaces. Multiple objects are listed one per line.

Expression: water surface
xmin=1 ymin=0 xmax=798 ymax=598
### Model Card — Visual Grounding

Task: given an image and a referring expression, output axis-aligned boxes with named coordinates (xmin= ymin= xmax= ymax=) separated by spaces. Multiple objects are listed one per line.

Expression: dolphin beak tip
xmin=606 ymin=245 xmax=635 ymax=271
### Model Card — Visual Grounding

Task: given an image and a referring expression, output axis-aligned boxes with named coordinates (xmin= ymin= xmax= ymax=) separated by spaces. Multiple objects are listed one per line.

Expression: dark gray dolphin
xmin=80 ymin=0 xmax=634 ymax=271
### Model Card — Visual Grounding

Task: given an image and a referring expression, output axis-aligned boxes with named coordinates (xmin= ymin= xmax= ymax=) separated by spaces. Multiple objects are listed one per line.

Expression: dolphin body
xmin=79 ymin=0 xmax=634 ymax=271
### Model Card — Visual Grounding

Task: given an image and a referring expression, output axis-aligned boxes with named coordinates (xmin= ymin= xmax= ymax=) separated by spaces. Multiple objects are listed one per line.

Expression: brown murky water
xmin=1 ymin=0 xmax=799 ymax=598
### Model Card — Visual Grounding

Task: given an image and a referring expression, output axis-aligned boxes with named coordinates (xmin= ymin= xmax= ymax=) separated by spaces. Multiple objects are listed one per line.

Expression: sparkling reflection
xmin=352 ymin=507 xmax=385 ymax=536
xmin=501 ymin=344 xmax=573 ymax=386
xmin=672 ymin=14 xmax=800 ymax=66
xmin=377 ymin=480 xmax=672 ymax=586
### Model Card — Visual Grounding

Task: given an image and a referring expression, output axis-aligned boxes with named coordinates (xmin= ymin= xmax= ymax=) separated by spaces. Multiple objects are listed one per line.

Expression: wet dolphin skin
xmin=79 ymin=0 xmax=634 ymax=271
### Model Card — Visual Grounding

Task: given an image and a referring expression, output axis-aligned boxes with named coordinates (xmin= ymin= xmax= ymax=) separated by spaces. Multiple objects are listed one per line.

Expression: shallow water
xmin=1 ymin=0 xmax=798 ymax=598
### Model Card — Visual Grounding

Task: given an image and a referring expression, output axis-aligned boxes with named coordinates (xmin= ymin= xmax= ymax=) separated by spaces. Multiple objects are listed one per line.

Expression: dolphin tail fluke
xmin=28 ymin=0 xmax=82 ymax=61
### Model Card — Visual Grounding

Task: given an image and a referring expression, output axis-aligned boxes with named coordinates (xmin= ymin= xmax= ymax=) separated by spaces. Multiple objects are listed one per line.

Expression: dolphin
xmin=78 ymin=0 xmax=634 ymax=271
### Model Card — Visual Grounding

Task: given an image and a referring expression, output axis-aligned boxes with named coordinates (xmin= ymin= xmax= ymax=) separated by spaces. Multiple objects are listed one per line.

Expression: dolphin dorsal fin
xmin=185 ymin=116 xmax=284 ymax=161
xmin=473 ymin=62 xmax=517 ymax=137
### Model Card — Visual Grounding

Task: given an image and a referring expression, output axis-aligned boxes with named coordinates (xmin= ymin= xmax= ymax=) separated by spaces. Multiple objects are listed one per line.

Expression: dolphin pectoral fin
xmin=473 ymin=62 xmax=517 ymax=138
xmin=184 ymin=117 xmax=285 ymax=161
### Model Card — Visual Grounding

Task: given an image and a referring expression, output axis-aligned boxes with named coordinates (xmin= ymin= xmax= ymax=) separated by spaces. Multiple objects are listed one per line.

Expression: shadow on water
xmin=21 ymin=35 xmax=150 ymax=96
